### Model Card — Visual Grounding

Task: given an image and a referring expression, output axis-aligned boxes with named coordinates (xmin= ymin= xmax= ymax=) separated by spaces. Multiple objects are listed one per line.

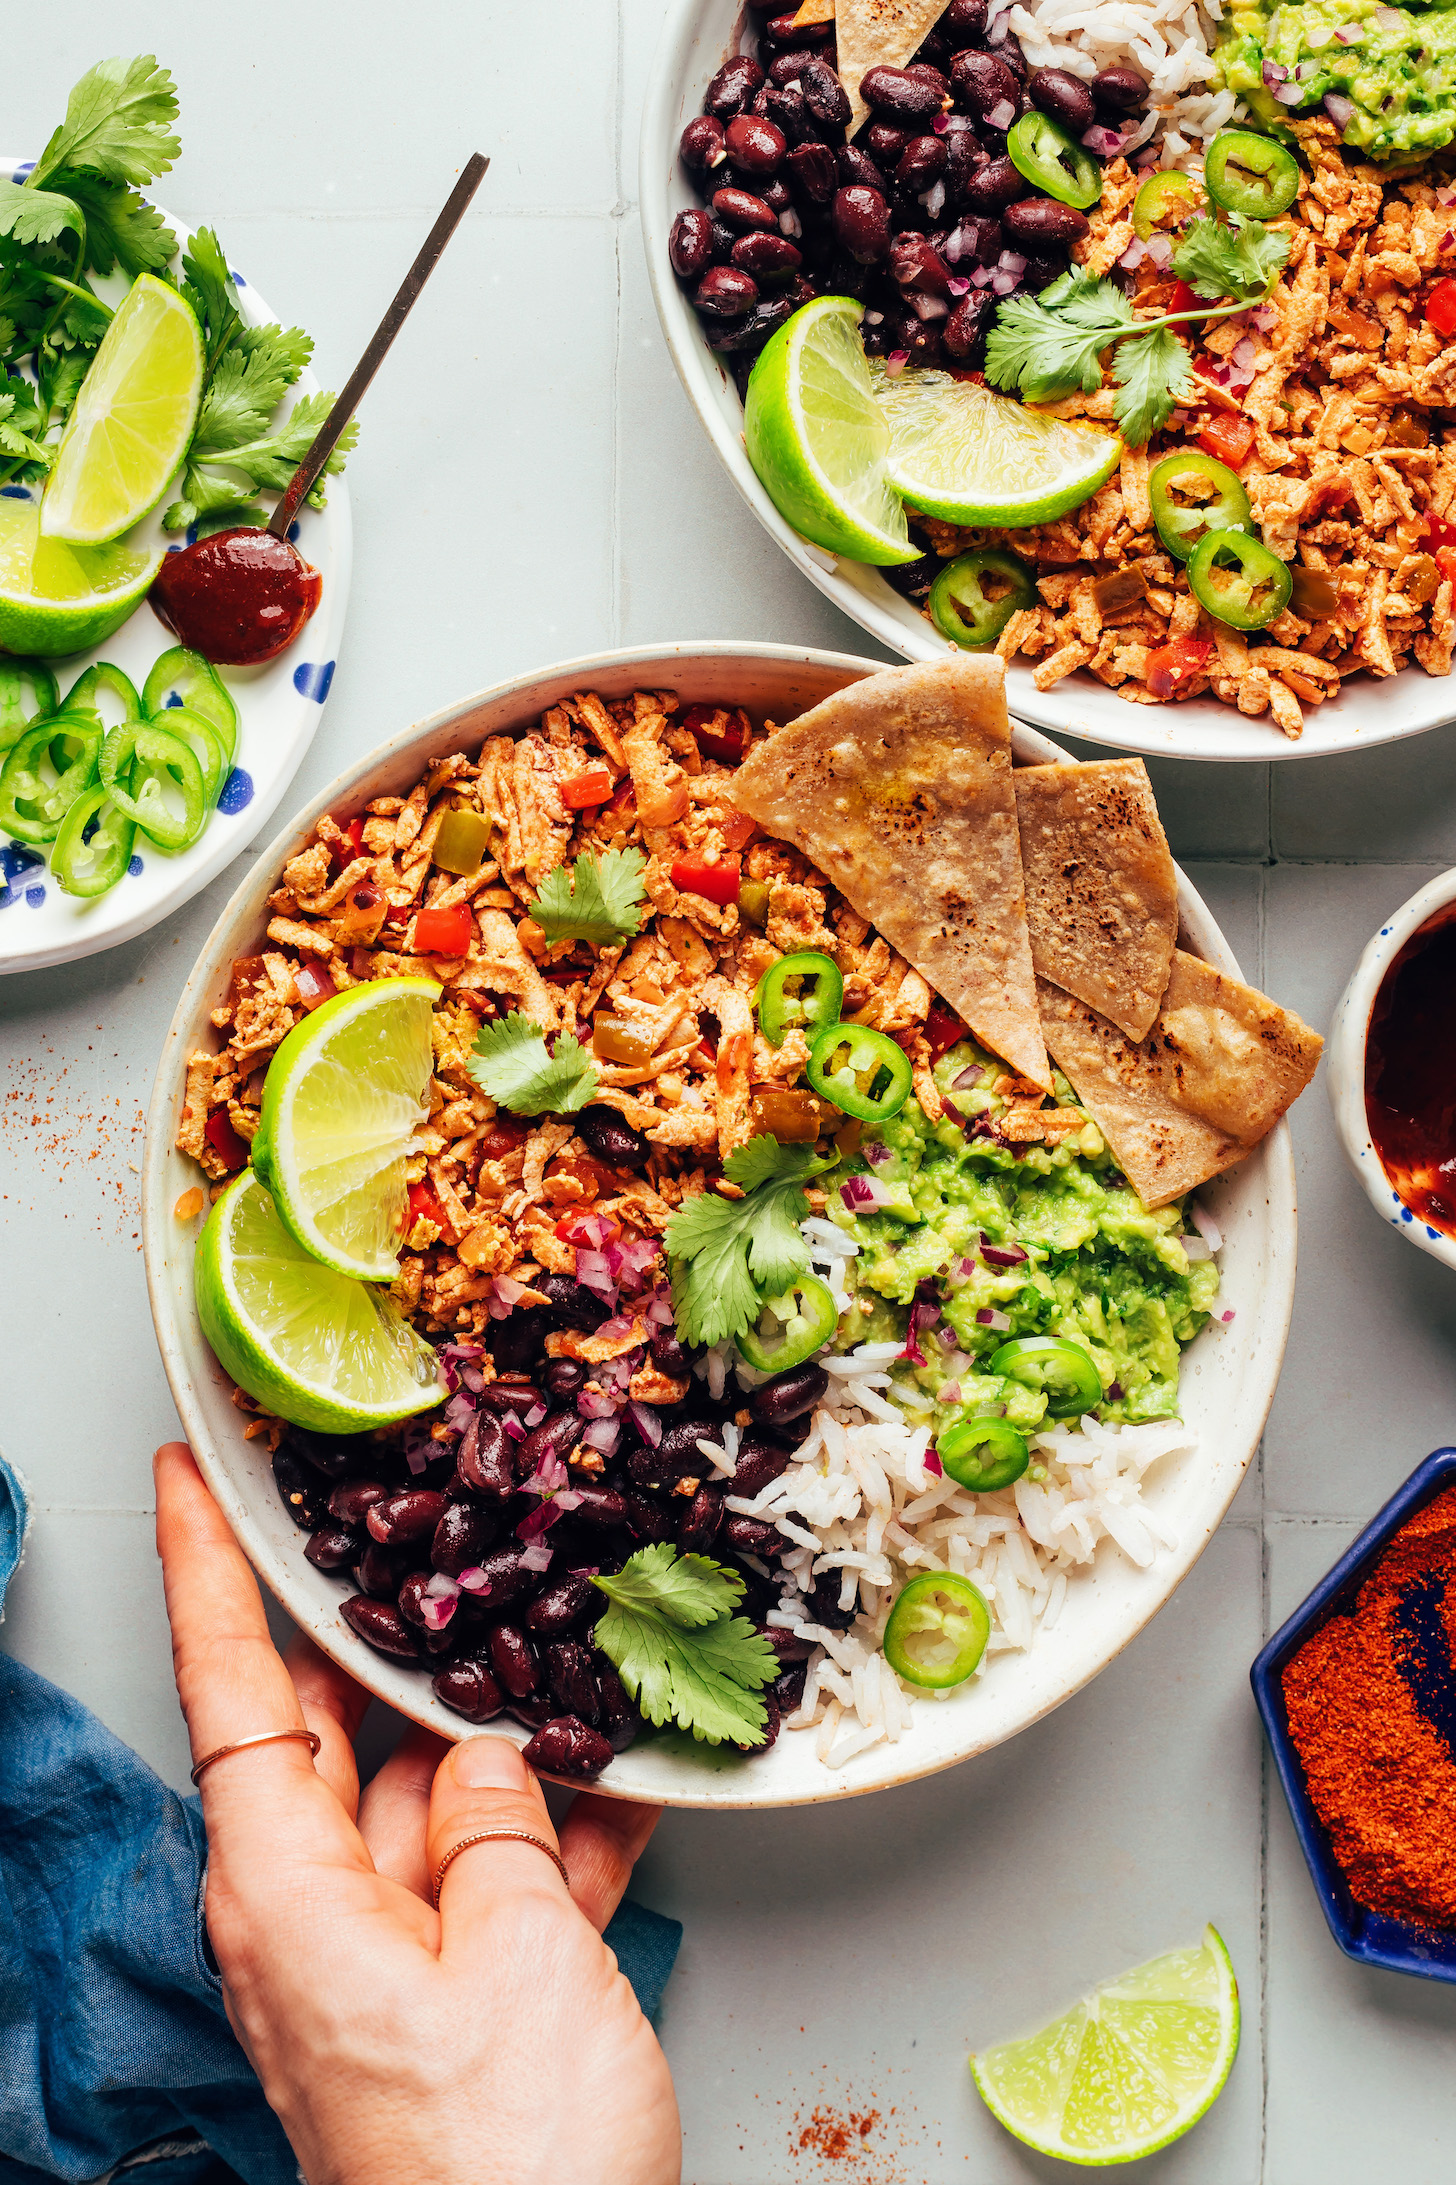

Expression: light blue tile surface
xmin=1 ymin=7 xmax=1452 ymax=2180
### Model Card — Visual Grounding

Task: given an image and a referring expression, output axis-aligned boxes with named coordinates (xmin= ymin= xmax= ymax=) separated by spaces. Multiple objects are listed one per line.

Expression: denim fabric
xmin=0 ymin=1456 xmax=680 ymax=2183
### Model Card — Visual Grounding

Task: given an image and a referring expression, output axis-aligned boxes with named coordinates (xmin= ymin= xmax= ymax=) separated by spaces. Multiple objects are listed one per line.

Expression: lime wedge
xmin=0 ymin=491 xmax=162 ymax=655
xmin=195 ymin=1169 xmax=443 ymax=1435
xmin=744 ymin=297 xmax=916 ymax=565
xmin=40 ymin=272 xmax=204 ymax=545
xmin=971 ymin=1926 xmax=1239 ymax=2166
xmin=251 ymin=978 xmax=440 ymax=1282
xmin=871 ymin=366 xmax=1121 ymax=527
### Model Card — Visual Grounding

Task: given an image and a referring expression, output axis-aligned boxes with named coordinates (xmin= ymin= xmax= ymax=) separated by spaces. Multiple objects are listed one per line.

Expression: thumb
xmin=426 ymin=1734 xmax=569 ymax=1939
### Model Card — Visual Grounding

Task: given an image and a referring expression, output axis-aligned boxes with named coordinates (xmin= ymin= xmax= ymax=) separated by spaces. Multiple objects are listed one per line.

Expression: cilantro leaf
xmin=194 ymin=327 xmax=313 ymax=450
xmin=0 ymin=392 xmax=49 ymax=468
xmin=985 ymin=274 xmax=1135 ymax=405
xmin=0 ymin=181 xmax=83 ymax=252
xmin=665 ymin=1135 xmax=836 ymax=1348
xmin=530 ymin=847 xmax=647 ymax=947
xmin=179 ymin=226 xmax=242 ymax=373
xmin=1171 ymin=213 xmax=1290 ymax=303
xmin=164 ymin=390 xmax=357 ymax=532
xmin=592 ymin=1546 xmax=779 ymax=1746
xmin=30 ymin=56 xmax=181 ymax=191
xmin=1111 ymin=324 xmax=1195 ymax=446
xmin=52 ymin=170 xmax=176 ymax=277
xmin=467 ymin=1011 xmax=599 ymax=1116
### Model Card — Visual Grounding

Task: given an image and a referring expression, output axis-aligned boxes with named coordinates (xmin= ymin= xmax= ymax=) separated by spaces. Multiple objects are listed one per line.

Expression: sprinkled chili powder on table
xmin=1282 ymin=1484 xmax=1456 ymax=1931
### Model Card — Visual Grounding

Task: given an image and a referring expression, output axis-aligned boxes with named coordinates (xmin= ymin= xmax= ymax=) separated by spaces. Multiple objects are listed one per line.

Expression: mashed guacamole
xmin=831 ymin=1044 xmax=1220 ymax=1433
xmin=1220 ymin=0 xmax=1456 ymax=162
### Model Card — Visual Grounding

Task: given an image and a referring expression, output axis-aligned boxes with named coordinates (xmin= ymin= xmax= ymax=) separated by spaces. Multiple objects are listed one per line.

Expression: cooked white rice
xmin=993 ymin=0 xmax=1246 ymax=170
xmin=700 ymin=1221 xmax=1198 ymax=1770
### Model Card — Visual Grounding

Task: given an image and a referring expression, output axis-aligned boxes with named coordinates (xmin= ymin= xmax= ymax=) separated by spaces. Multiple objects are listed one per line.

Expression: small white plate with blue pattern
xmin=0 ymin=165 xmax=351 ymax=976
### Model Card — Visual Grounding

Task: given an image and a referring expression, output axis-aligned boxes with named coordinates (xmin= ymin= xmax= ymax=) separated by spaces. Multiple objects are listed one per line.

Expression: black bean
xmin=808 ymin=1570 xmax=859 ymax=1630
xmin=768 ymin=49 xmax=812 ymax=86
xmin=860 ymin=64 xmax=942 ymax=125
xmin=964 ymin=155 xmax=1024 ymax=212
xmin=750 ymin=1362 xmax=828 ymax=1427
xmin=837 ymin=142 xmax=889 ymax=194
xmin=680 ymin=113 xmax=727 ymax=179
xmin=285 ymin=1427 xmax=369 ymax=1482
xmin=677 ymin=1484 xmax=725 ymax=1555
xmin=1021 ymin=252 xmax=1070 ymax=292
xmin=944 ymin=129 xmax=986 ymax=209
xmin=468 ymin=1546 xmax=543 ymax=1610
xmin=651 ymin=1416 xmax=711 ymax=1471
xmin=328 ymin=1478 xmax=388 ymax=1527
xmin=355 ymin=1541 xmax=412 ymax=1600
xmin=914 ymin=30 xmax=952 ymax=69
xmin=397 ymin=1571 xmax=457 ymax=1654
xmin=954 ymin=211 xmax=1003 ymax=263
xmin=477 ymin=1380 xmax=542 ymax=1416
xmin=864 ymin=121 xmax=909 ymax=164
xmin=890 ymin=229 xmax=953 ymax=294
xmin=774 ymin=1661 xmax=808 ymax=1713
xmin=1028 ymin=66 xmax=1096 ymax=134
xmin=670 ymin=207 xmax=714 ymax=279
xmin=1090 ymin=65 xmax=1148 ymax=114
xmin=832 ymin=184 xmax=891 ymax=263
xmin=526 ymin=1573 xmax=597 ymax=1637
xmin=759 ymin=175 xmax=793 ymax=214
xmin=432 ymin=1502 xmax=501 ymax=1576
xmin=758 ymin=1621 xmax=814 ymax=1665
xmin=711 ymin=184 xmax=779 ymax=235
xmin=649 ymin=1321 xmax=689 ymax=1378
xmin=723 ymin=1514 xmax=785 ymax=1559
xmin=731 ymin=1433 xmax=795 ymax=1500
xmin=573 ymin=1484 xmax=630 ymax=1530
xmin=945 ymin=0 xmax=989 ymax=35
xmin=741 ymin=1689 xmax=782 ymax=1755
xmin=508 ymin=1694 xmax=558 ymax=1731
xmin=575 ymin=1105 xmax=648 ymax=1170
xmin=627 ymin=1440 xmax=666 ymax=1489
xmin=517 ymin=1409 xmax=586 ymax=1478
xmin=523 ymin=1717 xmax=614 ymax=1779
xmin=488 ymin=1312 xmax=544 ymax=1374
xmin=999 ymin=37 xmax=1030 ymax=83
xmin=705 ymin=54 xmax=765 ymax=119
xmin=546 ymin=1639 xmax=600 ymax=1721
xmin=488 ymin=1623 xmax=540 ymax=1698
xmin=341 ymin=1596 xmax=421 ymax=1663
xmin=594 ymin=1666 xmax=640 ymax=1753
xmin=786 ymin=140 xmax=837 ymax=203
xmin=905 ymin=62 xmax=951 ymax=99
xmin=765 ymin=7 xmax=833 ymax=43
xmin=799 ymin=54 xmax=852 ymax=128
xmin=943 ymin=287 xmax=996 ymax=361
xmin=896 ymin=134 xmax=948 ymax=191
xmin=433 ymin=1658 xmax=505 ymax=1724
xmin=273 ymin=1447 xmax=327 ymax=1531
xmin=304 ymin=1525 xmax=358 ymax=1572
xmin=624 ymin=1489 xmax=675 ymax=1543
xmin=881 ymin=547 xmax=940 ymax=598
xmin=456 ymin=1412 xmax=515 ymax=1501
xmin=539 ymin=1273 xmax=610 ymax=1332
xmin=950 ymin=49 xmax=1020 ymax=117
xmin=726 ymin=112 xmax=787 ymax=177
xmin=367 ymin=1489 xmax=447 ymax=1547
xmin=731 ymin=230 xmax=802 ymax=282
xmin=1003 ymin=196 xmax=1090 ymax=246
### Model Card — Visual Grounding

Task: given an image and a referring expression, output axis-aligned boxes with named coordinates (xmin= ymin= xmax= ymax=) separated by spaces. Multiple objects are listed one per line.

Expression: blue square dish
xmin=1251 ymin=1448 xmax=1456 ymax=1983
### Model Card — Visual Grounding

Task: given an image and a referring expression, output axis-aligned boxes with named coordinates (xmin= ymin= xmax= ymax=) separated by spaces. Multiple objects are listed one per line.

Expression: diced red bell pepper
xmin=413 ymin=901 xmax=473 ymax=956
xmin=555 ymin=1211 xmax=623 ymax=1246
xmin=205 ymin=1109 xmax=248 ymax=1172
xmin=924 ymin=1002 xmax=968 ymax=1060
xmin=561 ymin=767 xmax=614 ymax=811
xmin=1198 ymin=414 xmax=1255 ymax=469
xmin=330 ymin=814 xmax=365 ymax=869
xmin=1147 ymin=637 xmax=1213 ymax=699
xmin=1427 ymin=278 xmax=1456 ymax=338
xmin=670 ymin=855 xmax=741 ymax=906
xmin=682 ymin=703 xmax=750 ymax=764
xmin=1168 ymin=280 xmax=1200 ymax=318
xmin=1422 ymin=512 xmax=1456 ymax=553
xmin=408 ymin=1179 xmax=445 ymax=1229
xmin=1438 ymin=548 xmax=1456 ymax=590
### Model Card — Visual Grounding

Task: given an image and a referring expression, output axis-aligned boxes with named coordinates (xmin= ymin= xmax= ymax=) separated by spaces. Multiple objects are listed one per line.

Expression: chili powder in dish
xmin=1282 ymin=1484 xmax=1456 ymax=1932
xmin=1365 ymin=904 xmax=1456 ymax=1241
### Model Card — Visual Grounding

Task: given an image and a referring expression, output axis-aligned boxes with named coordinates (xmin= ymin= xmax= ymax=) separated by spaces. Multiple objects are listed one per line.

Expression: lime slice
xmin=251 ymin=978 xmax=440 ymax=1282
xmin=195 ymin=1169 xmax=443 ymax=1435
xmin=971 ymin=1926 xmax=1239 ymax=2166
xmin=744 ymin=297 xmax=916 ymax=565
xmin=871 ymin=366 xmax=1121 ymax=527
xmin=0 ymin=491 xmax=162 ymax=655
xmin=40 ymin=272 xmax=204 ymax=545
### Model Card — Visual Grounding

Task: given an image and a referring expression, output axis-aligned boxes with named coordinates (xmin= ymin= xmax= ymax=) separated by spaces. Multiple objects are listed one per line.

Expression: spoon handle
xmin=267 ymin=151 xmax=490 ymax=540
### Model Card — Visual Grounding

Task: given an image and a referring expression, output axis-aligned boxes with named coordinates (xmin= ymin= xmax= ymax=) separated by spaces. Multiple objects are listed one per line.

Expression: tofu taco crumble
xmin=176 ymin=657 xmax=1320 ymax=1777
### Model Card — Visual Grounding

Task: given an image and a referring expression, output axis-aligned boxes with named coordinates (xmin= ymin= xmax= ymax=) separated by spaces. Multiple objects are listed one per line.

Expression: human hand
xmin=153 ymin=1440 xmax=681 ymax=2185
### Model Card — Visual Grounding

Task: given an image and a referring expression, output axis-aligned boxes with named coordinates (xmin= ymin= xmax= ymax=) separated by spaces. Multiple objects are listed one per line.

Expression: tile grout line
xmin=610 ymin=0 xmax=626 ymax=651
xmin=1259 ymin=1492 xmax=1272 ymax=2185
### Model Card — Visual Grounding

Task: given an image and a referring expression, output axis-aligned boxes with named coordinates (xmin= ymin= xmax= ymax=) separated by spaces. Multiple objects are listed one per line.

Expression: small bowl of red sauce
xmin=1329 ymin=870 xmax=1456 ymax=1274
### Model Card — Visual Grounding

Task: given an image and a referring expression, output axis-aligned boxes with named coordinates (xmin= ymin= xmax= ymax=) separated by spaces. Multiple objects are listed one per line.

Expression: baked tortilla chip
xmin=1013 ymin=758 xmax=1178 ymax=1043
xmin=730 ymin=657 xmax=1051 ymax=1090
xmin=836 ymin=0 xmax=951 ymax=132
xmin=1037 ymin=952 xmax=1322 ymax=1207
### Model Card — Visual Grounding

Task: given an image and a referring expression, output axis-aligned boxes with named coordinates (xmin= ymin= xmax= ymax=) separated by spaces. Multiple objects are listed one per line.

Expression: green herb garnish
xmin=530 ymin=847 xmax=647 ymax=947
xmin=591 ymin=1544 xmax=780 ymax=1748
xmin=664 ymin=1134 xmax=836 ymax=1349
xmin=467 ymin=1010 xmax=599 ymax=1116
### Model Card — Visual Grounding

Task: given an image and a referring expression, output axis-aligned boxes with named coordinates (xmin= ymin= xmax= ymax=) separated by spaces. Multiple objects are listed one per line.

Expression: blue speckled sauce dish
xmin=1253 ymin=1449 xmax=1456 ymax=1983
xmin=1326 ymin=868 xmax=1456 ymax=1277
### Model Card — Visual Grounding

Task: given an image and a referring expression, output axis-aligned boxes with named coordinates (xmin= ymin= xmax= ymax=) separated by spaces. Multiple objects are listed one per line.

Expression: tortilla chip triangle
xmin=835 ymin=0 xmax=953 ymax=132
xmin=729 ymin=657 xmax=1052 ymax=1090
xmin=1013 ymin=758 xmax=1179 ymax=1043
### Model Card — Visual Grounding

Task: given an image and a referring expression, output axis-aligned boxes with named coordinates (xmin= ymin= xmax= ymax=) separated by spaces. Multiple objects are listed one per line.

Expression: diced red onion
xmin=628 ymin=1399 xmax=663 ymax=1447
xmin=559 ymin=1212 xmax=610 ymax=1249
xmin=1135 ymin=145 xmax=1160 ymax=169
xmin=577 ymin=1387 xmax=617 ymax=1419
xmin=517 ymin=1500 xmax=563 ymax=1542
xmin=460 ymin=1365 xmax=484 ymax=1394
xmin=1144 ymin=233 xmax=1173 ymax=267
xmin=645 ymin=1297 xmax=674 ymax=1329
xmin=909 ymin=291 xmax=949 ymax=322
xmin=924 ymin=1450 xmax=944 ymax=1477
xmin=419 ymin=1592 xmax=457 ymax=1631
xmin=519 ymin=1540 xmax=554 ymax=1573
xmin=294 ymin=959 xmax=337 ymax=1012
xmin=522 ymin=1452 xmax=570 ymax=1497
xmin=574 ymin=1251 xmax=616 ymax=1300
xmin=952 ymin=1065 xmax=987 ymax=1091
xmin=1119 ymin=235 xmax=1149 ymax=270
xmin=1181 ymin=1234 xmax=1213 ymax=1262
xmin=1323 ymin=93 xmax=1355 ymax=126
xmin=616 ymin=1237 xmax=661 ymax=1291
xmin=402 ymin=1419 xmax=434 ymax=1476
xmin=1082 ymin=124 xmax=1126 ymax=155
xmin=941 ymin=1350 xmax=971 ymax=1378
xmin=603 ymin=1242 xmax=626 ymax=1281
xmin=494 ymin=1275 xmax=527 ymax=1308
xmin=939 ymin=1380 xmax=961 ymax=1404
xmin=1274 ymin=81 xmax=1304 ymax=104
xmin=885 ymin=350 xmax=910 ymax=378
xmin=988 ymin=12 xmax=1008 ymax=39
xmin=1220 ymin=1308 xmax=1236 ymax=1324
xmin=947 ymin=275 xmax=971 ymax=297
xmin=841 ymin=1174 xmax=889 ymax=1211
xmin=920 ymin=179 xmax=947 ymax=218
xmin=1262 ymin=58 xmax=1288 ymax=83
xmin=864 ymin=308 xmax=885 ymax=325
xmin=1189 ymin=1202 xmax=1223 ymax=1253
xmin=443 ymin=1392 xmax=475 ymax=1432
xmin=582 ymin=1416 xmax=622 ymax=1454
xmin=1251 ymin=302 xmax=1277 ymax=329
xmin=594 ymin=1315 xmax=637 ymax=1341
xmin=1231 ymin=334 xmax=1256 ymax=368
xmin=864 ymin=1139 xmax=892 ymax=1166
xmin=980 ymin=1234 xmax=1028 ymax=1267
xmin=933 ymin=112 xmax=949 ymax=134
xmin=1335 ymin=24 xmax=1365 ymax=44
xmin=990 ymin=269 xmax=1020 ymax=295
xmin=1438 ymin=187 xmax=1456 ymax=207
xmin=998 ymin=249 xmax=1028 ymax=273
xmin=524 ymin=1403 xmax=547 ymax=1429
xmin=959 ymin=1257 xmax=977 ymax=1278
xmin=969 ymin=265 xmax=995 ymax=289
xmin=457 ymin=1567 xmax=491 ymax=1595
xmin=975 ymin=1307 xmax=1012 ymax=1330
xmin=987 ymin=98 xmax=1017 ymax=129
xmin=779 ymin=208 xmax=802 ymax=239
xmin=944 ymin=228 xmax=963 ymax=263
xmin=502 ymin=1413 xmax=526 ymax=1441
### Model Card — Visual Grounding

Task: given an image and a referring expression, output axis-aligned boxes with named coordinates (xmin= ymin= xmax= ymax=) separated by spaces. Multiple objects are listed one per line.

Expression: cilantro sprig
xmin=467 ymin=1010 xmax=599 ymax=1116
xmin=664 ymin=1135 xmax=836 ymax=1349
xmin=591 ymin=1544 xmax=780 ymax=1747
xmin=986 ymin=214 xmax=1290 ymax=447
xmin=530 ymin=848 xmax=647 ymax=947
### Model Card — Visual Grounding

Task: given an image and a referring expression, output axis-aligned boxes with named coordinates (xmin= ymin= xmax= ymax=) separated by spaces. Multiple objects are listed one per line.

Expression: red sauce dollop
xmin=1365 ymin=904 xmax=1456 ymax=1237
xmin=150 ymin=527 xmax=322 ymax=666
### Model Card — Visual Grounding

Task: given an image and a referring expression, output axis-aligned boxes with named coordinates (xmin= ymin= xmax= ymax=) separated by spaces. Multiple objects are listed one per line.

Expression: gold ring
xmin=432 ymin=1829 xmax=569 ymax=1908
xmin=190 ymin=1728 xmax=322 ymax=1785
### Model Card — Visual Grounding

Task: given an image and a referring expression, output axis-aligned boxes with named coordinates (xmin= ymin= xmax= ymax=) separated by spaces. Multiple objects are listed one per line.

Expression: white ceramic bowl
xmin=1327 ymin=868 xmax=1456 ymax=1275
xmin=640 ymin=5 xmax=1456 ymax=765
xmin=143 ymin=641 xmax=1296 ymax=1808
